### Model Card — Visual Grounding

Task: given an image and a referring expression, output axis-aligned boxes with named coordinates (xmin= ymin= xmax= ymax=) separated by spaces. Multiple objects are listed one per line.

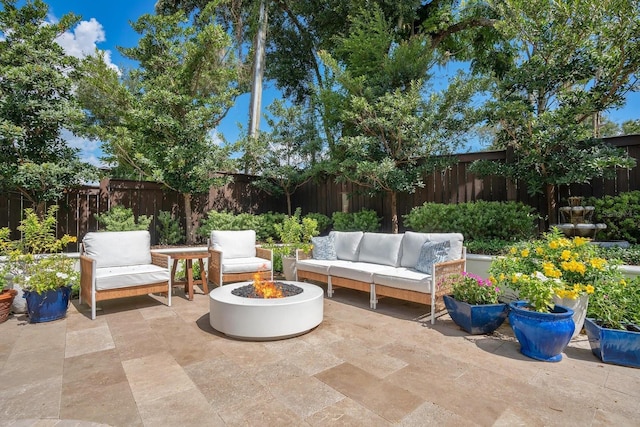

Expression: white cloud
xmin=62 ymin=130 xmax=107 ymax=168
xmin=54 ymin=17 xmax=120 ymax=74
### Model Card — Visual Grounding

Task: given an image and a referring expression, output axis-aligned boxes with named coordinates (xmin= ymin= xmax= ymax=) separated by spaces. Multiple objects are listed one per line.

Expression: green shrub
xmin=304 ymin=212 xmax=332 ymax=235
xmin=156 ymin=211 xmax=184 ymax=245
xmin=465 ymin=239 xmax=514 ymax=255
xmin=588 ymin=191 xmax=640 ymax=244
xmin=403 ymin=201 xmax=537 ymax=242
xmin=95 ymin=206 xmax=152 ymax=231
xmin=595 ymin=244 xmax=640 ymax=266
xmin=197 ymin=210 xmax=284 ymax=242
xmin=332 ymin=209 xmax=381 ymax=232
xmin=257 ymin=212 xmax=286 ymax=241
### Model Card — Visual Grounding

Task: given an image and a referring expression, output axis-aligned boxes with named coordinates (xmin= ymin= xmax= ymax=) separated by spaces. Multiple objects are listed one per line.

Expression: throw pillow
xmin=415 ymin=240 xmax=450 ymax=273
xmin=311 ymin=235 xmax=337 ymax=260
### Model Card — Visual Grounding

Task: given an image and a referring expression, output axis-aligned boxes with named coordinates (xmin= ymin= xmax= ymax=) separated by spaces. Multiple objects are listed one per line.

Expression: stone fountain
xmin=556 ymin=196 xmax=607 ymax=239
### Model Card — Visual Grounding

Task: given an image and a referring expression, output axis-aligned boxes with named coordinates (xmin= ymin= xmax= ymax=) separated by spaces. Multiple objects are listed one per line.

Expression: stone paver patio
xmin=1 ymin=284 xmax=639 ymax=426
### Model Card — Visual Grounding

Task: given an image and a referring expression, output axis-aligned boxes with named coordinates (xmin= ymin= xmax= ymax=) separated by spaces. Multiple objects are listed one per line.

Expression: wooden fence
xmin=1 ymin=134 xmax=639 ymax=249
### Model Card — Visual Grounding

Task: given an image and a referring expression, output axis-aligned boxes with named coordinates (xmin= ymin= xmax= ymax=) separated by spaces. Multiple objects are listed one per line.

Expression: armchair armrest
xmin=296 ymin=248 xmax=311 ymax=261
xmin=151 ymin=252 xmax=170 ymax=268
xmin=433 ymin=258 xmax=466 ymax=299
xmin=79 ymin=254 xmax=95 ymax=305
xmin=256 ymin=246 xmax=272 ymax=261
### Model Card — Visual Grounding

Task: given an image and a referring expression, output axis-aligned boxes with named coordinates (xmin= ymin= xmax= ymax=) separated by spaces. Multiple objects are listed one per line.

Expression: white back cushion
xmin=83 ymin=230 xmax=152 ymax=268
xmin=329 ymin=231 xmax=363 ymax=261
xmin=358 ymin=233 xmax=404 ymax=267
xmin=400 ymin=231 xmax=464 ymax=268
xmin=211 ymin=230 xmax=256 ymax=259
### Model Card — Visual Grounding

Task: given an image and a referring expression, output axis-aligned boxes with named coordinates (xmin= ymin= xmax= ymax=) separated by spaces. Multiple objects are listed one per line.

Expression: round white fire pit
xmin=209 ymin=281 xmax=324 ymax=340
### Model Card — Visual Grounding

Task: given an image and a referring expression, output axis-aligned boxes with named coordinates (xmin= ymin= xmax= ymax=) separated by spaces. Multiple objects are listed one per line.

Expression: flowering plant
xmin=1 ymin=206 xmax=79 ymax=294
xmin=440 ymin=272 xmax=503 ymax=305
xmin=587 ymin=277 xmax=640 ymax=330
xmin=489 ymin=227 xmax=623 ymax=312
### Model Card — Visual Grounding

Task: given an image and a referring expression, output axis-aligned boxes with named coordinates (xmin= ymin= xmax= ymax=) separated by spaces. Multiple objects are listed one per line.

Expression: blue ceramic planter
xmin=508 ymin=301 xmax=574 ymax=362
xmin=584 ymin=318 xmax=640 ymax=368
xmin=443 ymin=295 xmax=509 ymax=334
xmin=23 ymin=286 xmax=71 ymax=323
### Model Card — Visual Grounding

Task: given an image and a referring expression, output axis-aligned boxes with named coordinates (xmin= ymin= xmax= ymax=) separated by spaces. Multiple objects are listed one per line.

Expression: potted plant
xmin=1 ymin=206 xmax=79 ymax=323
xmin=489 ymin=227 xmax=622 ymax=338
xmin=584 ymin=276 xmax=640 ymax=367
xmin=439 ymin=272 xmax=508 ymax=334
xmin=273 ymin=208 xmax=318 ymax=280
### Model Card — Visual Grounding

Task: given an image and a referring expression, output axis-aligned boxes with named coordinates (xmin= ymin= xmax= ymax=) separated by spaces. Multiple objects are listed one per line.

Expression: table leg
xmin=198 ymin=258 xmax=208 ymax=294
xmin=186 ymin=259 xmax=194 ymax=301
xmin=170 ymin=259 xmax=179 ymax=295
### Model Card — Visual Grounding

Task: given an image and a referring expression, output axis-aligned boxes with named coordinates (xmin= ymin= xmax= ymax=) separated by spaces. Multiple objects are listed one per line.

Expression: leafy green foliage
xmin=465 ymin=239 xmax=514 ymax=255
xmin=587 ymin=276 xmax=640 ymax=330
xmin=304 ymin=213 xmax=332 ymax=235
xmin=197 ymin=210 xmax=271 ymax=241
xmin=403 ymin=201 xmax=537 ymax=242
xmin=440 ymin=272 xmax=503 ymax=305
xmin=0 ymin=0 xmax=96 ymax=211
xmin=1 ymin=206 xmax=79 ymax=294
xmin=595 ymin=245 xmax=640 ymax=267
xmin=76 ymin=6 xmax=243 ymax=243
xmin=273 ymin=208 xmax=319 ymax=257
xmin=156 ymin=211 xmax=184 ymax=245
xmin=470 ymin=0 xmax=638 ymax=224
xmin=332 ymin=209 xmax=381 ymax=232
xmin=588 ymin=191 xmax=640 ymax=244
xmin=95 ymin=206 xmax=152 ymax=231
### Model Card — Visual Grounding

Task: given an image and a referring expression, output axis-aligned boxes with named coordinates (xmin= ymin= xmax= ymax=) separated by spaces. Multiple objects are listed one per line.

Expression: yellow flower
xmin=521 ymin=248 xmax=530 ymax=257
xmin=589 ymin=258 xmax=606 ymax=270
xmin=510 ymin=247 xmax=518 ymax=255
xmin=535 ymin=247 xmax=544 ymax=255
xmin=561 ymin=250 xmax=572 ymax=261
xmin=573 ymin=237 xmax=589 ymax=246
xmin=549 ymin=240 xmax=559 ymax=249
xmin=585 ymin=285 xmax=595 ymax=294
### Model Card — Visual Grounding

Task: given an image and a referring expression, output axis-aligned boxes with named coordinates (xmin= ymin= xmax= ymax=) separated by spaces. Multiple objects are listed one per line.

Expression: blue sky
xmin=42 ymin=0 xmax=640 ymax=165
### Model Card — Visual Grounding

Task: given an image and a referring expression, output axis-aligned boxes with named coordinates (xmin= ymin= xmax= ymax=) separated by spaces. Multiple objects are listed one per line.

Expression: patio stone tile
xmin=269 ymin=376 xmax=345 ymax=419
xmin=326 ymin=339 xmax=408 ymax=379
xmin=64 ymin=323 xmax=115 ymax=358
xmin=605 ymin=368 xmax=640 ymax=397
xmin=250 ymin=358 xmax=308 ymax=387
xmin=315 ymin=362 xmax=423 ymax=423
xmin=0 ymin=375 xmax=62 ymax=420
xmin=60 ymin=379 xmax=142 ymax=427
xmin=398 ymin=401 xmax=477 ymax=427
xmin=111 ymin=329 xmax=167 ymax=362
xmin=62 ymin=349 xmax=126 ymax=386
xmin=216 ymin=394 xmax=307 ymax=427
xmin=215 ymin=339 xmax=285 ymax=368
xmin=1 ymin=345 xmax=64 ymax=388
xmin=122 ymin=352 xmax=196 ymax=404
xmin=10 ymin=320 xmax=66 ymax=354
xmin=135 ymin=388 xmax=223 ymax=426
xmin=305 ymin=397 xmax=391 ymax=426
xmin=288 ymin=345 xmax=344 ymax=375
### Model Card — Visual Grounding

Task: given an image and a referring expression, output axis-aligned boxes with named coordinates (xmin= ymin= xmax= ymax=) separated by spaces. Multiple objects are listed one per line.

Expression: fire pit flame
xmin=252 ymin=272 xmax=284 ymax=299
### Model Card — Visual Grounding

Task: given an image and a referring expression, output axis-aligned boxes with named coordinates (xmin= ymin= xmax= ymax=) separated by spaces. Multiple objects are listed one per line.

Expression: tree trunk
xmin=184 ymin=193 xmax=196 ymax=245
xmin=546 ymin=183 xmax=557 ymax=228
xmin=390 ymin=191 xmax=398 ymax=234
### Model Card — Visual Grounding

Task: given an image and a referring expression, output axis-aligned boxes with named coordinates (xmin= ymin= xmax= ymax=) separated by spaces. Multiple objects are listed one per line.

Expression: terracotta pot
xmin=0 ymin=289 xmax=18 ymax=323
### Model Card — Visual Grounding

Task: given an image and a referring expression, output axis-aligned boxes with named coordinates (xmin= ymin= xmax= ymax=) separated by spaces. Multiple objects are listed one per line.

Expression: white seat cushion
xmin=329 ymin=262 xmax=392 ymax=283
xmin=221 ymin=257 xmax=272 ymax=274
xmin=211 ymin=230 xmax=257 ymax=259
xmin=83 ymin=230 xmax=152 ymax=268
xmin=373 ymin=267 xmax=432 ymax=293
xmin=296 ymin=259 xmax=353 ymax=275
xmin=95 ymin=264 xmax=170 ymax=290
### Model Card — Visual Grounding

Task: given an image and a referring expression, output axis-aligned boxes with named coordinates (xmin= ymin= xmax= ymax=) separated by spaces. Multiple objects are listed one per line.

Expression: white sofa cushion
xmin=95 ymin=264 xmax=169 ymax=290
xmin=329 ymin=262 xmax=391 ymax=283
xmin=330 ymin=231 xmax=363 ymax=261
xmin=358 ymin=232 xmax=404 ymax=267
xmin=297 ymin=259 xmax=353 ymax=275
xmin=211 ymin=230 xmax=256 ymax=259
xmin=83 ymin=230 xmax=152 ymax=268
xmin=400 ymin=231 xmax=464 ymax=268
xmin=221 ymin=257 xmax=271 ymax=274
xmin=373 ymin=267 xmax=431 ymax=293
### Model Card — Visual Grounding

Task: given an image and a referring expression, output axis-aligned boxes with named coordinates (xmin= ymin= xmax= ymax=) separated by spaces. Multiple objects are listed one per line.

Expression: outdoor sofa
xmin=296 ymin=231 xmax=466 ymax=323
xmin=80 ymin=230 xmax=172 ymax=320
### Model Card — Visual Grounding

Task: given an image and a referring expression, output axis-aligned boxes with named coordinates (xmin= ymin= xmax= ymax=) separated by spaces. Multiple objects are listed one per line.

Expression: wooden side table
xmin=170 ymin=251 xmax=209 ymax=301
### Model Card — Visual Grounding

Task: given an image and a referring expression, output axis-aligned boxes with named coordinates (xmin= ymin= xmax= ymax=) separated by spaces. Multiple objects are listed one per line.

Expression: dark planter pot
xmin=443 ymin=295 xmax=509 ymax=334
xmin=23 ymin=286 xmax=71 ymax=323
xmin=584 ymin=318 xmax=640 ymax=368
xmin=508 ymin=301 xmax=574 ymax=362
